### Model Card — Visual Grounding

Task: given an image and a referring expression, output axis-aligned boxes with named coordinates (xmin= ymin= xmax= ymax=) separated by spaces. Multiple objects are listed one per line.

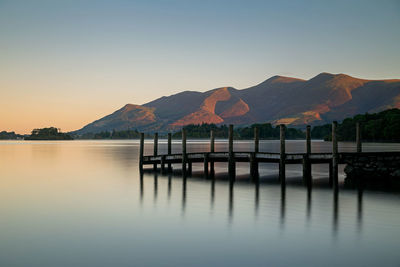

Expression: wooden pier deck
xmin=139 ymin=122 xmax=399 ymax=189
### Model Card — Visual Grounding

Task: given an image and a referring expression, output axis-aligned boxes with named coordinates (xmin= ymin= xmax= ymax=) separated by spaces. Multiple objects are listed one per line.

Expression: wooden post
xmin=332 ymin=121 xmax=339 ymax=190
xmin=188 ymin=162 xmax=192 ymax=176
xmin=139 ymin=133 xmax=144 ymax=172
xmin=254 ymin=127 xmax=259 ymax=153
xmin=210 ymin=130 xmax=215 ymax=178
xmin=303 ymin=125 xmax=312 ymax=186
xmin=306 ymin=125 xmax=311 ymax=155
xmin=356 ymin=122 xmax=362 ymax=153
xmin=251 ymin=127 xmax=259 ymax=181
xmin=228 ymin=124 xmax=235 ymax=181
xmin=161 ymin=155 xmax=166 ymax=174
xmin=250 ymin=153 xmax=257 ymax=182
xmin=279 ymin=124 xmax=286 ymax=184
xmin=204 ymin=153 xmax=209 ymax=178
xmin=329 ymin=161 xmax=333 ymax=186
xmin=168 ymin=133 xmax=172 ymax=172
xmin=182 ymin=128 xmax=187 ymax=176
xmin=153 ymin=133 xmax=158 ymax=171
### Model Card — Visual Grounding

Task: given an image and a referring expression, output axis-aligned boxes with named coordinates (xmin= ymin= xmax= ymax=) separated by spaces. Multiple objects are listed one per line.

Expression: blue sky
xmin=1 ymin=0 xmax=399 ymax=132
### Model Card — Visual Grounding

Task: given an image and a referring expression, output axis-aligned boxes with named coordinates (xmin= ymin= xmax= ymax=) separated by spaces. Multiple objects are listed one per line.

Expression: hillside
xmin=74 ymin=73 xmax=400 ymax=134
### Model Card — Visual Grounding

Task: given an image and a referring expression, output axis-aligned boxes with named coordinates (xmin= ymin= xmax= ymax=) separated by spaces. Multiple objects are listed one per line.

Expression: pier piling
xmin=228 ymin=125 xmax=235 ymax=181
xmin=254 ymin=127 xmax=259 ymax=153
xmin=279 ymin=124 xmax=286 ymax=184
xmin=153 ymin=133 xmax=158 ymax=171
xmin=356 ymin=122 xmax=362 ymax=153
xmin=139 ymin=133 xmax=144 ymax=172
xmin=139 ymin=121 xmax=391 ymax=185
xmin=188 ymin=162 xmax=192 ymax=176
xmin=168 ymin=133 xmax=172 ymax=172
xmin=332 ymin=121 xmax=339 ymax=190
xmin=182 ymin=129 xmax=187 ymax=177
xmin=161 ymin=155 xmax=166 ymax=173
xmin=250 ymin=153 xmax=257 ymax=181
xmin=204 ymin=153 xmax=209 ymax=178
xmin=329 ymin=161 xmax=333 ymax=186
xmin=303 ymin=125 xmax=312 ymax=186
xmin=210 ymin=130 xmax=215 ymax=178
xmin=251 ymin=127 xmax=259 ymax=181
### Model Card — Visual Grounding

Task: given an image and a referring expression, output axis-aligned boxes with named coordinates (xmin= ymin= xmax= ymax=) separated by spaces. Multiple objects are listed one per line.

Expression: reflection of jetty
xmin=140 ymin=122 xmax=400 ymax=189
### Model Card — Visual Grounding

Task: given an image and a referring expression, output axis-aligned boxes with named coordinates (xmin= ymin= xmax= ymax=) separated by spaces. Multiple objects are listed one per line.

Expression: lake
xmin=1 ymin=140 xmax=400 ymax=267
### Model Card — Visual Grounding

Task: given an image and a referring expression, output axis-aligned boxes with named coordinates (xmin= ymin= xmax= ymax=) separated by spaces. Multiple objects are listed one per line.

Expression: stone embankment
xmin=343 ymin=152 xmax=400 ymax=184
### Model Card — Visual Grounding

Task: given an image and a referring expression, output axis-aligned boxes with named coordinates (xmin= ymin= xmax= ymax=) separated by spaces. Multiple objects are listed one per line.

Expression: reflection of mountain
xmin=75 ymin=73 xmax=400 ymax=133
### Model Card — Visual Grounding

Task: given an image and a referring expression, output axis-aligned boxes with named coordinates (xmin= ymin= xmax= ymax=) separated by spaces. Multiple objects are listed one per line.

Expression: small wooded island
xmin=25 ymin=127 xmax=73 ymax=140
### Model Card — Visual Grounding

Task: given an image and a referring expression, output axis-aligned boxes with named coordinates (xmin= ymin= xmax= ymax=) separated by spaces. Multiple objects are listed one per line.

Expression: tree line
xmin=172 ymin=123 xmax=305 ymax=139
xmin=76 ymin=129 xmax=148 ymax=139
xmin=3 ymin=108 xmax=399 ymax=141
xmin=311 ymin=108 xmax=400 ymax=142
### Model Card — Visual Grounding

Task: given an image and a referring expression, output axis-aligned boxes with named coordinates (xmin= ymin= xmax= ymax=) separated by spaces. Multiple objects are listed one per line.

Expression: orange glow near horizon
xmin=0 ymin=83 xmax=133 ymax=134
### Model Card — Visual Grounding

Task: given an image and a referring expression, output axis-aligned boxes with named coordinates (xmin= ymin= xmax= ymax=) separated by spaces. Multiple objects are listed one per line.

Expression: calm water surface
xmin=1 ymin=140 xmax=400 ymax=267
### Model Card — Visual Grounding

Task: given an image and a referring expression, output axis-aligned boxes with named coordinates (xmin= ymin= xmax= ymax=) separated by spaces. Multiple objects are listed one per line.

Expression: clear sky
xmin=1 ymin=0 xmax=399 ymax=134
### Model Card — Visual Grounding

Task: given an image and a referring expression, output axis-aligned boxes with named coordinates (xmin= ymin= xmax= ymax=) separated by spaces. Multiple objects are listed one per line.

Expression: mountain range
xmin=75 ymin=73 xmax=400 ymax=134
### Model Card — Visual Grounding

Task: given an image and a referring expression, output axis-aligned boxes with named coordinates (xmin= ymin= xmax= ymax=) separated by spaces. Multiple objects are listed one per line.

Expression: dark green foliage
xmin=173 ymin=123 xmax=305 ymax=139
xmin=236 ymin=123 xmax=305 ymax=139
xmin=26 ymin=127 xmax=73 ymax=140
xmin=77 ymin=129 xmax=146 ymax=139
xmin=0 ymin=131 xmax=24 ymax=140
xmin=318 ymin=108 xmax=400 ymax=142
xmin=311 ymin=124 xmax=331 ymax=139
xmin=172 ymin=124 xmax=229 ymax=138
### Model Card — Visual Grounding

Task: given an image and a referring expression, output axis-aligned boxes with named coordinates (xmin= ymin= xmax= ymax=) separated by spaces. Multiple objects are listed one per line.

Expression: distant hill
xmin=74 ymin=73 xmax=400 ymax=134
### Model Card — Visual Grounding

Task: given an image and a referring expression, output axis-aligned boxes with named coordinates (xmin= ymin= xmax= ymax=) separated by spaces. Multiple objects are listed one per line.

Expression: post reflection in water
xmin=357 ymin=187 xmax=363 ymax=234
xmin=167 ymin=175 xmax=172 ymax=201
xmin=181 ymin=177 xmax=187 ymax=217
xmin=141 ymin=171 xmax=365 ymax=236
xmin=307 ymin=186 xmax=312 ymax=224
xmin=154 ymin=172 xmax=158 ymax=202
xmin=333 ymin=189 xmax=339 ymax=237
xmin=255 ymin=183 xmax=260 ymax=218
xmin=228 ymin=181 xmax=234 ymax=224
xmin=140 ymin=172 xmax=144 ymax=205
xmin=210 ymin=179 xmax=215 ymax=212
xmin=280 ymin=184 xmax=286 ymax=229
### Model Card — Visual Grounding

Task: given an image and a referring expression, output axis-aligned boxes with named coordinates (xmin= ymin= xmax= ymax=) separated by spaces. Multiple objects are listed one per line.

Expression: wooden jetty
xmin=139 ymin=122 xmax=399 ymax=187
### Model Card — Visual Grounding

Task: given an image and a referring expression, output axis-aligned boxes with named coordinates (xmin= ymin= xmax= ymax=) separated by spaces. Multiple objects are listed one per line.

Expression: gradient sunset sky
xmin=1 ymin=0 xmax=399 ymax=134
